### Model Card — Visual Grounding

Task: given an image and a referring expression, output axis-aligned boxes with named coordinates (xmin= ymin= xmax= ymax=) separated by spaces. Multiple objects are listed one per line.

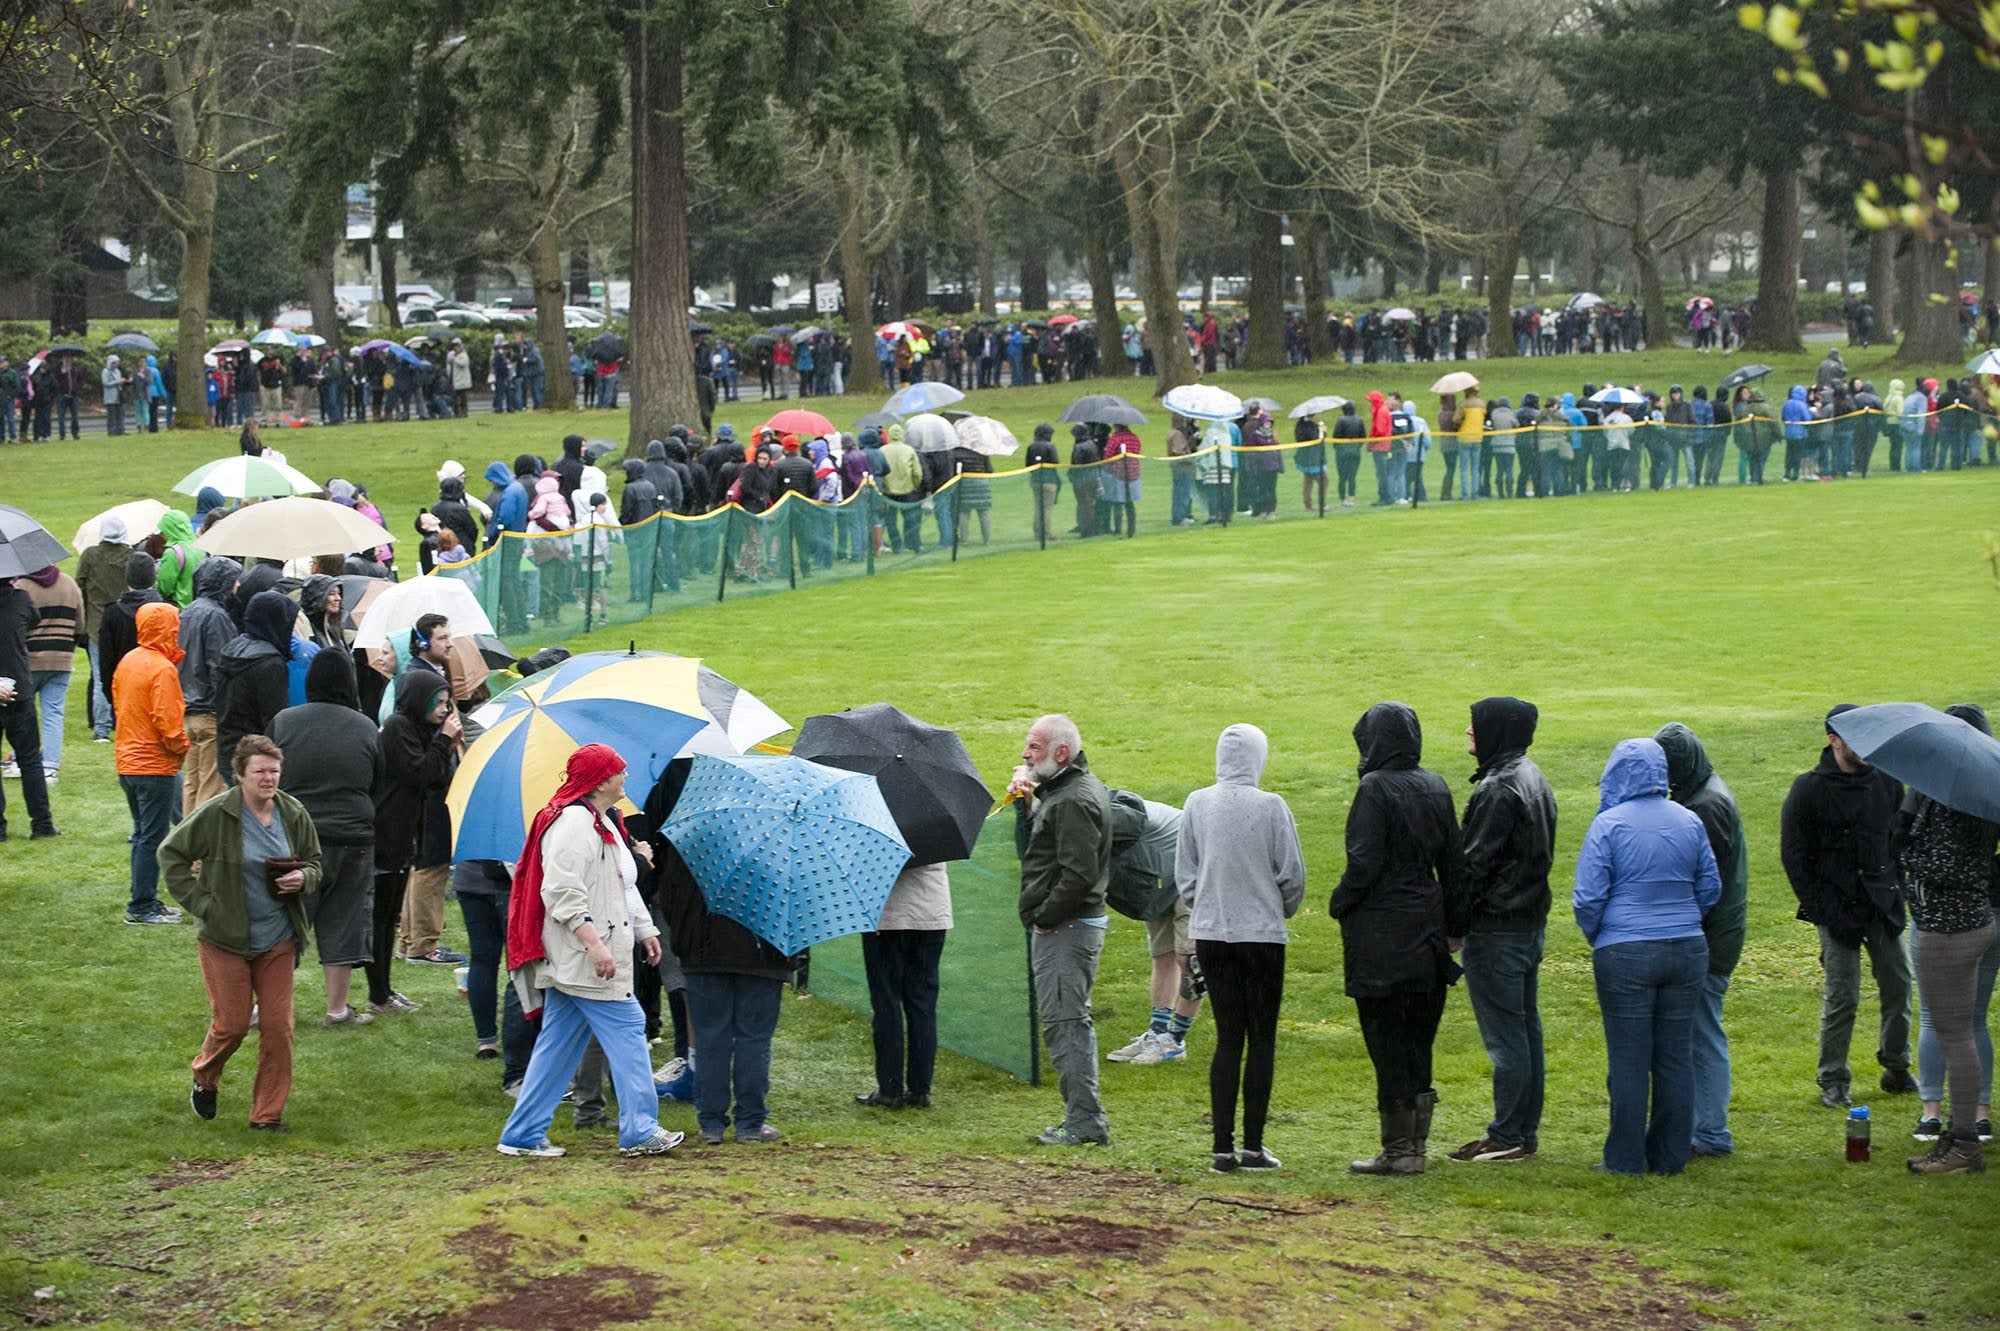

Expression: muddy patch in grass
xmin=424 ymin=1268 xmax=663 ymax=1331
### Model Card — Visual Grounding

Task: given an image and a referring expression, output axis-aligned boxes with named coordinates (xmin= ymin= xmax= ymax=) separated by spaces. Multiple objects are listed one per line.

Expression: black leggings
xmin=1354 ymin=987 xmax=1446 ymax=1112
xmin=366 ymin=869 xmax=409 ymax=1005
xmin=1334 ymin=445 xmax=1362 ymax=500
xmin=1198 ymin=940 xmax=1286 ymax=1153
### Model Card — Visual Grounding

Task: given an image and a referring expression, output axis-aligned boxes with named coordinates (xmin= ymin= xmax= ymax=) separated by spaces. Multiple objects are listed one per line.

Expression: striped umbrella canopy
xmin=447 ymin=651 xmax=709 ymax=860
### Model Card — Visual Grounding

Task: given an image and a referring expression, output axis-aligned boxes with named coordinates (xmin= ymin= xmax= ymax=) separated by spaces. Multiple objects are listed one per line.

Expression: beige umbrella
xmin=953 ymin=415 xmax=1019 ymax=456
xmin=1430 ymin=370 xmax=1479 ymax=394
xmin=194 ymin=496 xmax=396 ymax=562
xmin=74 ymin=499 xmax=170 ymax=550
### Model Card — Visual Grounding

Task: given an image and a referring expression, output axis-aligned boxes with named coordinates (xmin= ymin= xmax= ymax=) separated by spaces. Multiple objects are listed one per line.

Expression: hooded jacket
xmin=269 ymin=652 xmax=382 ymax=846
xmin=213 ymin=589 xmax=295 ymax=781
xmin=229 ymin=563 xmax=282 ymax=628
xmin=486 ymin=460 xmax=531 ymax=543
xmin=1655 ymin=723 xmax=1748 ymax=974
xmin=619 ymin=459 xmax=661 ymax=526
xmin=1573 ymin=739 xmax=1719 ymax=950
xmin=643 ymin=440 xmax=686 ymax=514
xmin=1365 ymin=391 xmax=1392 ymax=451
xmin=97 ymin=563 xmax=164 ymax=717
xmin=1014 ymin=750 xmax=1113 ymax=928
xmin=1781 ymin=385 xmax=1812 ymax=441
xmin=1328 ymin=703 xmax=1466 ymax=996
xmin=298 ymin=575 xmax=344 ymax=651
xmin=373 ymin=671 xmax=455 ymax=871
xmin=1781 ymin=737 xmax=1905 ymax=946
xmin=1895 ymin=703 xmax=1998 ymax=935
xmin=1460 ymin=697 xmax=1558 ymax=934
xmin=555 ymin=434 xmax=587 ymax=504
xmin=177 ymin=556 xmax=240 ymax=716
xmin=155 ymin=510 xmax=202 ymax=607
xmin=1176 ymin=724 xmax=1306 ymax=945
xmin=527 ymin=472 xmax=572 ymax=530
xmin=75 ymin=536 xmax=132 ymax=641
xmin=431 ymin=476 xmax=480 ymax=554
xmin=1332 ymin=401 xmax=1366 ymax=443
xmin=112 ymin=603 xmax=189 ymax=777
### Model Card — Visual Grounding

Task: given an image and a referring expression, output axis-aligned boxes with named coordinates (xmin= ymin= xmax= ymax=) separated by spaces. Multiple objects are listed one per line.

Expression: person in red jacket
xmin=1367 ymin=390 xmax=1396 ymax=506
xmin=771 ymin=336 xmax=794 ymax=400
xmin=114 ymin=602 xmax=190 ymax=924
xmin=1101 ymin=424 xmax=1143 ymax=538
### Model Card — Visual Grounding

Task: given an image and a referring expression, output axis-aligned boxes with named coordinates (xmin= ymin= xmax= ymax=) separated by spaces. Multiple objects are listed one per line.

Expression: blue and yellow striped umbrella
xmin=447 ymin=651 xmax=708 ymax=860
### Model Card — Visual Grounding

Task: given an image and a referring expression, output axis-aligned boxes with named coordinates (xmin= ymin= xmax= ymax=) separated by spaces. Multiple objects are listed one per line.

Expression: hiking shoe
xmin=1210 ymin=1152 xmax=1240 ymax=1173
xmin=190 ymin=1081 xmax=217 ymax=1121
xmin=1129 ymin=1035 xmax=1185 ymax=1065
xmin=321 ymin=1008 xmax=375 ymax=1027
xmin=1819 ymin=1085 xmax=1851 ymax=1110
xmin=1471 ymin=1143 xmax=1533 ymax=1163
xmin=366 ymin=992 xmax=422 ymax=1014
xmin=125 ymin=904 xmax=182 ymax=925
xmin=854 ymin=1089 xmax=905 ymax=1109
xmin=698 ymin=1128 xmax=725 ymax=1145
xmin=496 ymin=1140 xmax=566 ymax=1158
xmin=620 ymin=1129 xmax=686 ymax=1157
xmin=1237 ymin=1148 xmax=1282 ymax=1170
xmin=1449 ymin=1137 xmax=1498 ymax=1163
xmin=1106 ymin=1030 xmax=1159 ymax=1063
xmin=736 ymin=1125 xmax=783 ymax=1144
xmin=1035 ymin=1124 xmax=1106 ymax=1147
xmin=1907 ymin=1134 xmax=1986 ymax=1175
xmin=1881 ymin=1069 xmax=1920 ymax=1095
xmin=248 ymin=1121 xmax=291 ymax=1133
xmin=1913 ymin=1116 xmax=1943 ymax=1143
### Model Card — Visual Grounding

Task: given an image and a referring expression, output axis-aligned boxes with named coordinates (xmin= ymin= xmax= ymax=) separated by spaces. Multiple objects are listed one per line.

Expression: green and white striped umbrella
xmin=172 ymin=455 xmax=322 ymax=499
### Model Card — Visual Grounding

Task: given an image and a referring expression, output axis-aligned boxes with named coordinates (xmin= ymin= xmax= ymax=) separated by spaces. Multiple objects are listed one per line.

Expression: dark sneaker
xmin=1237 ymin=1148 xmax=1282 ymax=1170
xmin=1913 ymin=1116 xmax=1943 ymax=1143
xmin=1035 ymin=1124 xmax=1106 ymax=1147
xmin=1881 ymin=1069 xmax=1920 ymax=1095
xmin=735 ymin=1125 xmax=783 ymax=1145
xmin=190 ymin=1082 xmax=217 ymax=1121
xmin=620 ymin=1129 xmax=685 ymax=1157
xmin=407 ymin=947 xmax=467 ymax=965
xmin=125 ymin=904 xmax=182 ymax=925
xmin=1819 ymin=1085 xmax=1851 ymax=1110
xmin=1448 ymin=1137 xmax=1498 ymax=1163
xmin=1211 ymin=1152 xmax=1240 ymax=1173
xmin=698 ymin=1128 xmax=725 ymax=1145
xmin=1978 ymin=1118 xmax=1993 ymax=1144
xmin=248 ymin=1121 xmax=291 ymax=1133
xmin=854 ymin=1089 xmax=905 ymax=1109
xmin=1470 ymin=1143 xmax=1533 ymax=1163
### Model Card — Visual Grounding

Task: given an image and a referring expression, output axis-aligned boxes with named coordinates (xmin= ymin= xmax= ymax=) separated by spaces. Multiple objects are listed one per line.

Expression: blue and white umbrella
xmin=250 ymin=328 xmax=297 ymax=347
xmin=1162 ymin=383 xmax=1244 ymax=421
xmin=1589 ymin=386 xmax=1647 ymax=407
xmin=663 ymin=754 xmax=910 ymax=955
xmin=884 ymin=381 xmax=966 ymax=416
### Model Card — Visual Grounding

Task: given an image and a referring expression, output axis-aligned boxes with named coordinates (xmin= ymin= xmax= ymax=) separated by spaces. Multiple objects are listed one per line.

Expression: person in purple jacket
xmin=1574 ymin=738 xmax=1720 ymax=1176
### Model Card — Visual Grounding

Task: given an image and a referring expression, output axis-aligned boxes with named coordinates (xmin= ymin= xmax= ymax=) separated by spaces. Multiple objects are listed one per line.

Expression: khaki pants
xmin=194 ymin=938 xmax=295 ymax=1126
xmin=259 ymin=384 xmax=283 ymax=417
xmin=398 ymin=864 xmax=452 ymax=957
xmin=183 ymin=714 xmax=225 ymax=817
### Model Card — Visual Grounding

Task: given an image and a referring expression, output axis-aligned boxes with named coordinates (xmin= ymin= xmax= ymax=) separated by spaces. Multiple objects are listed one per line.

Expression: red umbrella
xmin=1048 ymin=314 xmax=1080 ymax=327
xmin=757 ymin=408 xmax=836 ymax=439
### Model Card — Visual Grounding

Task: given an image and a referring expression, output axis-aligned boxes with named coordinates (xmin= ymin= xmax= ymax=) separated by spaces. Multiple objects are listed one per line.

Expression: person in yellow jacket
xmin=114 ymin=602 xmax=190 ymax=925
xmin=1457 ymin=389 xmax=1488 ymax=500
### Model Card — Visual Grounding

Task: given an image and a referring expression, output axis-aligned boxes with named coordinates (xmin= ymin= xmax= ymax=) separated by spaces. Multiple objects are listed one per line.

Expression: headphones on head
xmin=412 ymin=622 xmax=431 ymax=652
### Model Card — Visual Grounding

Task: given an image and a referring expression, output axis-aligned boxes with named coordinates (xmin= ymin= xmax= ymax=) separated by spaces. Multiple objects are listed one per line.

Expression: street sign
xmin=814 ymin=281 xmax=841 ymax=314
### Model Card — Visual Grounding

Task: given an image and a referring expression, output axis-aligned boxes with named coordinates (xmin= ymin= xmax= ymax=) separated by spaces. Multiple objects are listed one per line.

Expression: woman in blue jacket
xmin=1574 ymin=738 xmax=1720 ymax=1176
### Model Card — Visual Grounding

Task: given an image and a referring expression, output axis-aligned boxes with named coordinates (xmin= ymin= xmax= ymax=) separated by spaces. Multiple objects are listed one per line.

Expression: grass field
xmin=3 ymin=345 xmax=1998 ymax=1330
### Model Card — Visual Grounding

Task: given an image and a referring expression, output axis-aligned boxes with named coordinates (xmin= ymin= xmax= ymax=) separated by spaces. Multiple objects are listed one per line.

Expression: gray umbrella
xmin=1059 ymin=394 xmax=1148 ymax=427
xmin=1828 ymin=703 xmax=2000 ymax=823
xmin=586 ymin=332 xmax=628 ymax=359
xmin=106 ymin=331 xmax=160 ymax=353
xmin=902 ymin=413 xmax=957 ymax=453
xmin=0 ymin=505 xmax=70 ymax=579
xmin=853 ymin=410 xmax=899 ymax=431
xmin=1718 ymin=364 xmax=1773 ymax=392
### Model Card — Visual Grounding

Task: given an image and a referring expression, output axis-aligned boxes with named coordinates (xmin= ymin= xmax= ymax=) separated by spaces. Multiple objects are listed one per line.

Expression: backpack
xmin=1104 ymin=788 xmax=1179 ymax=921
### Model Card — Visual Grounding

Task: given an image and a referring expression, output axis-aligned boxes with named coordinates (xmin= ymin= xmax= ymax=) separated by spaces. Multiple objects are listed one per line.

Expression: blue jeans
xmin=1 ymin=397 xmax=14 ymax=439
xmin=684 ymin=971 xmax=784 ymax=1136
xmin=1690 ymin=971 xmax=1734 ymax=1154
xmin=120 ymin=774 xmax=176 ymax=913
xmin=1462 ymin=928 xmax=1545 ymax=1150
xmin=84 ymin=640 xmax=111 ymax=739
xmin=498 ymin=988 xmax=664 ymax=1151
xmin=597 ymin=372 xmax=621 ymax=408
xmin=1592 ymin=935 xmax=1707 ymax=1175
xmin=29 ymin=669 xmax=68 ymax=773
xmin=1170 ymin=467 xmax=1196 ymax=524
xmin=1917 ymin=924 xmax=1999 ymax=1105
xmin=458 ymin=889 xmax=532 ymax=1085
xmin=1371 ymin=452 xmax=1394 ymax=504
xmin=1459 ymin=443 xmax=1483 ymax=498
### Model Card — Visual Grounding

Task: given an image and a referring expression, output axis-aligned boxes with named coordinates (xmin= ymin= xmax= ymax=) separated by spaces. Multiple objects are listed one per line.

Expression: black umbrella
xmin=1718 ymin=364 xmax=1773 ymax=392
xmin=46 ymin=342 xmax=87 ymax=357
xmin=472 ymin=633 xmax=516 ymax=670
xmin=769 ymin=325 xmax=796 ymax=337
xmin=792 ymin=702 xmax=993 ymax=865
xmin=587 ymin=332 xmax=628 ymax=359
xmin=1059 ymin=394 xmax=1148 ymax=427
xmin=747 ymin=333 xmax=778 ymax=350
xmin=0 ymin=505 xmax=69 ymax=579
xmin=1828 ymin=703 xmax=2000 ymax=824
xmin=853 ymin=410 xmax=899 ymax=431
xmin=689 ymin=321 xmax=714 ymax=336
xmin=583 ymin=438 xmax=620 ymax=462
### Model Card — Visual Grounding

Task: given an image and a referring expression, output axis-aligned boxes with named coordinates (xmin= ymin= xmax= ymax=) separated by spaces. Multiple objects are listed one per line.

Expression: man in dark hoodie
xmin=1448 ymin=697 xmax=1557 ymax=1165
xmin=97 ymin=552 xmax=165 ymax=730
xmin=431 ymin=474 xmax=480 ymax=555
xmin=1655 ymin=722 xmax=1748 ymax=1156
xmin=178 ymin=556 xmax=240 ymax=815
xmin=555 ymin=434 xmax=587 ymax=502
xmin=1330 ymin=399 xmax=1366 ymax=507
xmin=369 ymin=668 xmax=461 ymax=1013
xmin=213 ymin=590 xmax=295 ymax=787
xmin=1329 ymin=702 xmax=1466 ymax=1176
xmin=619 ymin=458 xmax=664 ymax=602
xmin=1781 ymin=704 xmax=1915 ymax=1108
xmin=486 ymin=456 xmax=536 ymax=635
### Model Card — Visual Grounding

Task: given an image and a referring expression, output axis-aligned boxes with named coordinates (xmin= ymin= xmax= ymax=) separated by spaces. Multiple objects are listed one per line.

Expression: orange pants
xmin=193 ymin=938 xmax=295 ymax=1125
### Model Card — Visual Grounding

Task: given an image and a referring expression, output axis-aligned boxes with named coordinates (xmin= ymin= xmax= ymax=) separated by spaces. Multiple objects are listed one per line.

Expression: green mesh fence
xmin=807 ymin=814 xmax=1039 ymax=1085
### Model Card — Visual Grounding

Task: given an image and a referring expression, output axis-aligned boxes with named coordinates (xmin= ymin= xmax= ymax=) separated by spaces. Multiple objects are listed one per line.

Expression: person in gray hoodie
xmin=177 ymin=556 xmax=240 ymax=815
xmin=1176 ymin=723 xmax=1306 ymax=1173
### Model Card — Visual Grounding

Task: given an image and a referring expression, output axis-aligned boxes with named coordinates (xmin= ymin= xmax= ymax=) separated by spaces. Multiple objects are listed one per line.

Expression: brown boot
xmin=1908 ymin=1131 xmax=1987 ymax=1175
xmin=1350 ymin=1105 xmax=1424 ymax=1176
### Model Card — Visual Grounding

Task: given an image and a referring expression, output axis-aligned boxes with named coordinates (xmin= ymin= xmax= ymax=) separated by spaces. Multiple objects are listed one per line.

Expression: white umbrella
xmin=173 ymin=455 xmax=321 ymax=499
xmin=350 ymin=573 xmax=494 ymax=650
xmin=1243 ymin=396 xmax=1282 ymax=413
xmin=195 ymin=496 xmax=396 ymax=562
xmin=953 ymin=415 xmax=1019 ymax=457
xmin=74 ymin=499 xmax=170 ymax=550
xmin=1568 ymin=292 xmax=1605 ymax=310
xmin=1965 ymin=348 xmax=2000 ymax=376
xmin=884 ymin=381 xmax=966 ymax=415
xmin=902 ymin=412 xmax=958 ymax=453
xmin=1288 ymin=395 xmax=1349 ymax=419
xmin=1162 ymin=383 xmax=1244 ymax=421
xmin=1384 ymin=307 xmax=1417 ymax=321
xmin=1430 ymin=370 xmax=1479 ymax=394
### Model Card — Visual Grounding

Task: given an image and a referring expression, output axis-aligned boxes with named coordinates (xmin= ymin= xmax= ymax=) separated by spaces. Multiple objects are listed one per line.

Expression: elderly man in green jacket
xmin=1655 ymin=722 xmax=1748 ymax=1156
xmin=1011 ymin=713 xmax=1114 ymax=1146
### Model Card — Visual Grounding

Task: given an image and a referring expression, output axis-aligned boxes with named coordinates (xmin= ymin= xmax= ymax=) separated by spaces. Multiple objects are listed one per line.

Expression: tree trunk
xmin=1895 ymin=233 xmax=1963 ymax=365
xmin=1111 ymin=142 xmax=1194 ymax=393
xmin=1486 ymin=220 xmax=1521 ymax=360
xmin=972 ymin=172 xmax=996 ymax=315
xmin=1422 ymin=254 xmax=1443 ymax=296
xmin=379 ymin=235 xmax=402 ymax=330
xmin=1019 ymin=242 xmax=1048 ymax=313
xmin=627 ymin=4 xmax=699 ymax=451
xmin=1081 ymin=218 xmax=1120 ymax=363
xmin=530 ymin=219 xmax=574 ymax=411
xmin=1984 ymin=197 xmax=2000 ymax=307
xmin=171 ymin=168 xmax=219 ymax=427
xmin=50 ymin=226 xmax=87 ymax=334
xmin=835 ymin=161 xmax=873 ymax=391
xmin=302 ymin=192 xmax=343 ymax=353
xmin=569 ymin=246 xmax=590 ymax=303
xmin=1866 ymin=229 xmax=1895 ymax=341
xmin=1242 ymin=206 xmax=1285 ymax=371
xmin=900 ymin=240 xmax=928 ymax=313
xmin=1746 ymin=169 xmax=1802 ymax=351
xmin=1577 ymin=223 xmax=1596 ymax=293
xmin=1299 ymin=214 xmax=1332 ymax=360
xmin=1379 ymin=260 xmax=1397 ymax=300
xmin=1634 ymin=233 xmax=1669 ymax=353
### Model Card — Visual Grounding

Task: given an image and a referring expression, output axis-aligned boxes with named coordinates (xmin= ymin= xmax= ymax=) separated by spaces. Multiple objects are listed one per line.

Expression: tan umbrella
xmin=1430 ymin=370 xmax=1479 ymax=394
xmin=953 ymin=415 xmax=1019 ymax=456
xmin=74 ymin=499 xmax=170 ymax=550
xmin=194 ymin=496 xmax=396 ymax=562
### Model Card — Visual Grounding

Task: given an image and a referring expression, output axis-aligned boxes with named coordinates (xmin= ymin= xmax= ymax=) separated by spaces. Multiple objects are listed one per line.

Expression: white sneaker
xmin=1129 ymin=1034 xmax=1186 ymax=1065
xmin=653 ymin=1056 xmax=689 ymax=1086
xmin=496 ymin=1139 xmax=566 ymax=1158
xmin=1 ymin=760 xmax=17 ymax=778
xmin=1106 ymin=1031 xmax=1158 ymax=1063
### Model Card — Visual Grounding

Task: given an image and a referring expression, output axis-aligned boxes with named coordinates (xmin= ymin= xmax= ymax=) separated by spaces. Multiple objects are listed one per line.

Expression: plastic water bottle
xmin=1846 ymin=1105 xmax=1871 ymax=1162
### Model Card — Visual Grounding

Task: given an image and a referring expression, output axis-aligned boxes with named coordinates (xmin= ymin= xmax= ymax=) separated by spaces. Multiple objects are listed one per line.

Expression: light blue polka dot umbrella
xmin=662 ymin=753 xmax=911 ymax=955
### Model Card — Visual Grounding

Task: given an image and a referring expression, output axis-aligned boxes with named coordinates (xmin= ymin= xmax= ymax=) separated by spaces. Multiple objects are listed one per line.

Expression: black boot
xmin=1350 ymin=1104 xmax=1423 ymax=1176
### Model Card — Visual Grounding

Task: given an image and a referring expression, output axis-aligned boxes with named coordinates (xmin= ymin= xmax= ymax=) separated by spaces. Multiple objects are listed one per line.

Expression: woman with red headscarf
xmin=496 ymin=743 xmax=684 ymax=1158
